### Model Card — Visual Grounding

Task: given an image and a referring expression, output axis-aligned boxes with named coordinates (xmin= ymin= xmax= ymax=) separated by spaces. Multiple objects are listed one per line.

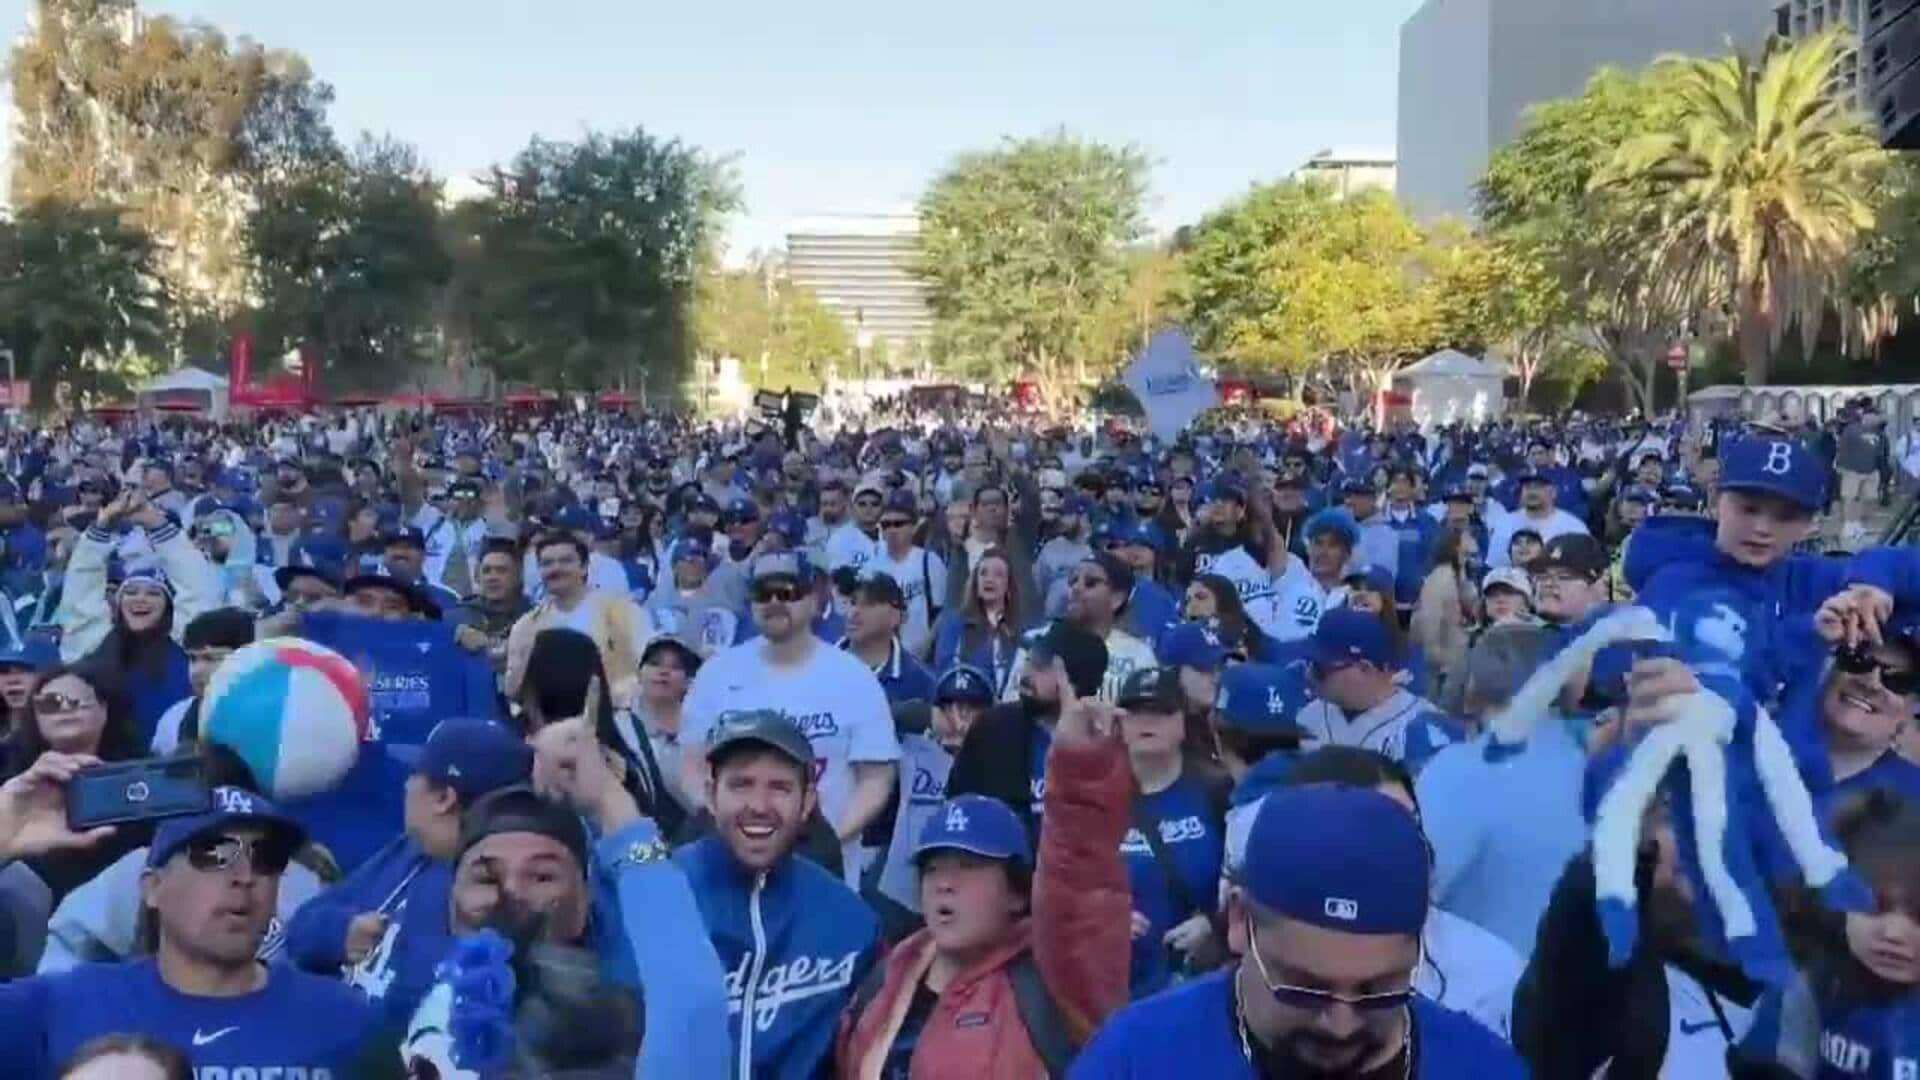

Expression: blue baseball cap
xmin=1620 ymin=486 xmax=1659 ymax=505
xmin=1241 ymin=785 xmax=1428 ymax=934
xmin=766 ymin=511 xmax=807 ymax=548
xmin=723 ymin=497 xmax=761 ymax=524
xmin=881 ymin=490 xmax=918 ymax=516
xmin=1720 ymin=435 xmax=1824 ymax=513
xmin=1116 ymin=521 xmax=1163 ymax=554
xmin=148 ymin=787 xmax=306 ymax=870
xmin=669 ymin=534 xmax=715 ymax=566
xmin=1339 ymin=476 xmax=1375 ymax=497
xmin=1341 ymin=564 xmax=1395 ymax=598
xmin=933 ymin=664 xmax=995 ymax=707
xmin=1310 ymin=608 xmax=1399 ymax=670
xmin=1440 ymin=484 xmax=1472 ymax=503
xmin=1158 ymin=622 xmax=1229 ymax=673
xmin=913 ymin=795 xmax=1032 ymax=868
xmin=388 ymin=719 xmax=533 ymax=803
xmin=1661 ymin=483 xmax=1704 ymax=511
xmin=1307 ymin=505 xmax=1361 ymax=542
xmin=1214 ymin=662 xmax=1310 ymax=735
xmin=1201 ymin=477 xmax=1247 ymax=505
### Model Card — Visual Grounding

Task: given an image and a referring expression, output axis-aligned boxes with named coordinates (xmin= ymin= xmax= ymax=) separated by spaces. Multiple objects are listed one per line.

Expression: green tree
xmin=916 ymin=132 xmax=1149 ymax=397
xmin=246 ymin=136 xmax=450 ymax=389
xmin=1425 ymin=233 xmax=1571 ymax=404
xmin=0 ymin=201 xmax=171 ymax=401
xmin=10 ymin=0 xmax=338 ymax=324
xmin=1591 ymin=30 xmax=1888 ymax=386
xmin=692 ymin=266 xmax=850 ymax=394
xmin=451 ymin=129 xmax=740 ymax=394
xmin=1079 ymin=246 xmax=1184 ymax=377
xmin=1478 ymin=66 xmax=1688 ymax=413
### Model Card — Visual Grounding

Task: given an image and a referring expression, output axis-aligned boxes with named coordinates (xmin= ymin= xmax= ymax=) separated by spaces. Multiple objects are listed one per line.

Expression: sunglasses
xmin=185 ymin=834 xmax=292 ymax=876
xmin=1245 ymin=913 xmax=1415 ymax=1016
xmin=1835 ymin=647 xmax=1920 ymax=696
xmin=880 ymin=518 xmax=915 ymax=530
xmin=193 ymin=519 xmax=236 ymax=539
xmin=33 ymin=692 xmax=96 ymax=714
xmin=751 ymin=581 xmax=806 ymax=604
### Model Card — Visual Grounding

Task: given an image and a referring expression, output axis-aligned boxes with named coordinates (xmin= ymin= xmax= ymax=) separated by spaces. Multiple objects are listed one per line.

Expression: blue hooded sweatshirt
xmin=675 ymin=835 xmax=881 ymax=1080
xmin=281 ymin=833 xmax=452 ymax=1026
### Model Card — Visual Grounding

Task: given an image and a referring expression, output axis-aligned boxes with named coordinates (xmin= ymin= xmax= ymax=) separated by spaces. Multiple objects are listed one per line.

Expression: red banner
xmin=231 ymin=333 xmax=254 ymax=391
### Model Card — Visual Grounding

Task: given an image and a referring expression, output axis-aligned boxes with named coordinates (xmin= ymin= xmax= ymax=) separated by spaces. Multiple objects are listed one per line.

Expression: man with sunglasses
xmin=683 ymin=551 xmax=900 ymax=882
xmin=0 ymin=781 xmax=377 ymax=1077
xmin=1078 ymin=783 xmax=1520 ymax=1078
xmin=864 ymin=490 xmax=946 ymax=659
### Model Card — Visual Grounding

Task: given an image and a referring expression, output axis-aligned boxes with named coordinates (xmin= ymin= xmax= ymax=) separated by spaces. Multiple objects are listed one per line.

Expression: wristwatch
xmin=610 ymin=836 xmax=672 ymax=870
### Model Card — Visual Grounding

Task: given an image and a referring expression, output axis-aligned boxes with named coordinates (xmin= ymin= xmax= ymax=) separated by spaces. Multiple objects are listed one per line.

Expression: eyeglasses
xmin=880 ymin=518 xmax=915 ymax=530
xmin=1244 ymin=913 xmax=1415 ymax=1016
xmin=33 ymin=692 xmax=96 ymax=714
xmin=185 ymin=834 xmax=292 ymax=876
xmin=192 ymin=519 xmax=235 ymax=539
xmin=751 ymin=581 xmax=806 ymax=604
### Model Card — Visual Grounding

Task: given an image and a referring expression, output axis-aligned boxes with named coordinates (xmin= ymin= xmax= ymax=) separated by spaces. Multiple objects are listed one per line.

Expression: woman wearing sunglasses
xmin=0 ymin=668 xmax=145 ymax=904
xmin=1812 ymin=633 xmax=1920 ymax=814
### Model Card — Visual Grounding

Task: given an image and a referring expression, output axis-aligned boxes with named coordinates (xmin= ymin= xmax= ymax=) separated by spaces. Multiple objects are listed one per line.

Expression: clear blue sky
xmin=4 ymin=0 xmax=1422 ymax=257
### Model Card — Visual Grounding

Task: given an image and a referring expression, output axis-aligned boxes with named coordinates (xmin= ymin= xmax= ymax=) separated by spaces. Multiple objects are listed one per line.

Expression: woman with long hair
xmin=1181 ymin=574 xmax=1286 ymax=664
xmin=75 ymin=569 xmax=188 ymax=753
xmin=1411 ymin=525 xmax=1484 ymax=702
xmin=4 ymin=667 xmax=147 ymax=903
xmin=931 ymin=548 xmax=1034 ymax=698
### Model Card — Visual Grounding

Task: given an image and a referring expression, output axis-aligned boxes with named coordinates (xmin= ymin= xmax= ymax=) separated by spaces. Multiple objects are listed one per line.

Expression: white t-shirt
xmin=864 ymin=545 xmax=948 ymax=658
xmin=1487 ymin=508 xmax=1590 ymax=568
xmin=683 ymin=639 xmax=901 ymax=859
xmin=825 ymin=523 xmax=880 ymax=573
xmin=1268 ymin=554 xmax=1347 ymax=644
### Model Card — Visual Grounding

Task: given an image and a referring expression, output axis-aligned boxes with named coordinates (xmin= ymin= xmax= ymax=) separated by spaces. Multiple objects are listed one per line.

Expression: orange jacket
xmin=835 ymin=733 xmax=1133 ymax=1080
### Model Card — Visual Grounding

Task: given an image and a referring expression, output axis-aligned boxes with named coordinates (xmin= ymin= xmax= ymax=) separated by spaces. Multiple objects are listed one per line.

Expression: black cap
xmin=854 ymin=572 xmax=907 ymax=610
xmin=706 ymin=710 xmax=814 ymax=773
xmin=457 ymin=785 xmax=591 ymax=871
xmin=183 ymin=607 xmax=256 ymax=651
xmin=343 ymin=573 xmax=442 ymax=619
xmin=1085 ymin=552 xmax=1136 ymax=601
xmin=1528 ymin=534 xmax=1607 ymax=580
xmin=1117 ymin=666 xmax=1183 ymax=713
xmin=383 ymin=527 xmax=427 ymax=550
xmin=1024 ymin=620 xmax=1109 ymax=700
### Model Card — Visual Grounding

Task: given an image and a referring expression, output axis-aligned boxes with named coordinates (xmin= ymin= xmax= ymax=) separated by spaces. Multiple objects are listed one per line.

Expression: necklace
xmin=1230 ymin=971 xmax=1414 ymax=1080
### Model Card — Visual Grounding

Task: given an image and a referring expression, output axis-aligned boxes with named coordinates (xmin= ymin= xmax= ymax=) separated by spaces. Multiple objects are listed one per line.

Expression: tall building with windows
xmin=1397 ymin=0 xmax=1771 ymax=220
xmin=1775 ymin=1 xmax=1867 ymax=111
xmin=784 ymin=213 xmax=932 ymax=363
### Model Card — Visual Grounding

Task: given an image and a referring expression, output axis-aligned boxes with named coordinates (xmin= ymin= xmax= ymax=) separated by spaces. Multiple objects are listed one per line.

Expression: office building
xmin=1291 ymin=147 xmax=1397 ymax=198
xmin=785 ymin=212 xmax=932 ymax=362
xmin=1397 ymin=0 xmax=1771 ymax=220
xmin=1775 ymin=1 xmax=1866 ymax=112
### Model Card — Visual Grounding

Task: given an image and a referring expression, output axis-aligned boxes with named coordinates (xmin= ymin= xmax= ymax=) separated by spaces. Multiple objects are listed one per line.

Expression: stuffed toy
xmin=1486 ymin=600 xmax=1871 ymax=984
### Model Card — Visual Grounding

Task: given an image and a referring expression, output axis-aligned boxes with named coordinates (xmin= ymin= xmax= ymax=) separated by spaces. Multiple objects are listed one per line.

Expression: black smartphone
xmin=67 ymin=756 xmax=212 ymax=831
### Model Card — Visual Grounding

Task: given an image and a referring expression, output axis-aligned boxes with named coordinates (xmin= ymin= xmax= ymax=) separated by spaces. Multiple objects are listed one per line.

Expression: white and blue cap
xmin=1720 ymin=434 xmax=1825 ymax=513
xmin=748 ymin=550 xmax=816 ymax=585
xmin=148 ymin=787 xmax=305 ymax=870
xmin=1241 ymin=785 xmax=1428 ymax=934
xmin=913 ymin=794 xmax=1032 ymax=868
xmin=933 ymin=664 xmax=994 ymax=706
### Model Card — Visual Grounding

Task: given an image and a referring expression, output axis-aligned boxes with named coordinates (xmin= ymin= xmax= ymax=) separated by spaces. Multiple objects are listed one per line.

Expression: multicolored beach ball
xmin=201 ymin=637 xmax=370 ymax=800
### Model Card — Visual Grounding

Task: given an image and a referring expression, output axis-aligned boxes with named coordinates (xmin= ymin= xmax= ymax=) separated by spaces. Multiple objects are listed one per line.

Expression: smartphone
xmin=67 ymin=756 xmax=211 ymax=831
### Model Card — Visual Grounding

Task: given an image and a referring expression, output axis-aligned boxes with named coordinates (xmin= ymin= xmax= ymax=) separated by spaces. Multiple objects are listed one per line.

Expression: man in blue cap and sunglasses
xmin=1073 ymin=784 xmax=1522 ymax=1078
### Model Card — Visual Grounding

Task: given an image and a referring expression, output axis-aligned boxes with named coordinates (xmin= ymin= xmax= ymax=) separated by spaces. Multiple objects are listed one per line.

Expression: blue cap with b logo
xmin=1720 ymin=435 xmax=1824 ymax=513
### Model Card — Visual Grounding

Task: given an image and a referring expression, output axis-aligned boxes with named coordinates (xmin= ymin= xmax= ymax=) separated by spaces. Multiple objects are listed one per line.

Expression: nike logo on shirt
xmin=1677 ymin=1018 xmax=1723 ymax=1037
xmin=192 ymin=1026 xmax=239 ymax=1046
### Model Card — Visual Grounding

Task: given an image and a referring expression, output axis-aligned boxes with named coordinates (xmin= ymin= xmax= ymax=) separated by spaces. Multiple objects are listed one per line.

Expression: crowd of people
xmin=0 ymin=396 xmax=1910 ymax=1077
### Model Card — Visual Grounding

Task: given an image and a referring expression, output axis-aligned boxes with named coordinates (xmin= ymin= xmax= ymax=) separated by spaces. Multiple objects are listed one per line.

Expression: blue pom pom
xmin=1820 ymin=868 xmax=1875 ymax=914
xmin=1597 ymin=896 xmax=1639 ymax=969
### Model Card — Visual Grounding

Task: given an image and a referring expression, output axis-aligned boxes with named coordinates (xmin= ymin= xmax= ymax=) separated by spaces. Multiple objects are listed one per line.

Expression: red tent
xmin=88 ymin=403 xmax=137 ymax=416
xmin=332 ymin=392 xmax=384 ymax=408
xmin=232 ymin=375 xmax=316 ymax=413
xmin=151 ymin=401 xmax=204 ymax=414
xmin=597 ymin=390 xmax=637 ymax=409
xmin=502 ymin=389 xmax=558 ymax=409
xmin=429 ymin=395 xmax=489 ymax=413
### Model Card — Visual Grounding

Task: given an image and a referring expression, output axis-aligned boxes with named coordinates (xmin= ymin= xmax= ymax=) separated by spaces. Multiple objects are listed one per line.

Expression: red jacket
xmin=835 ymin=733 xmax=1133 ymax=1079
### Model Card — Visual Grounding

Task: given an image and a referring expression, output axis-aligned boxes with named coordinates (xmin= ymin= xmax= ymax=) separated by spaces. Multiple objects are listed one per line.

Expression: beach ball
xmin=202 ymin=637 xmax=370 ymax=800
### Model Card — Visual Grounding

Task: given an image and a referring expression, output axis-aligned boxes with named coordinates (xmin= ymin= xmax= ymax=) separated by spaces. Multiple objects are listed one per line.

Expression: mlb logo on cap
xmin=1324 ymin=897 xmax=1360 ymax=922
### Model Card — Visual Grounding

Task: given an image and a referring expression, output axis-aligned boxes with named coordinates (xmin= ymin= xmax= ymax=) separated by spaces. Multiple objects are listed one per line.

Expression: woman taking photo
xmin=932 ymin=548 xmax=1034 ymax=698
xmin=1411 ymin=525 xmax=1484 ymax=702
xmin=3 ymin=667 xmax=146 ymax=903
xmin=1180 ymin=574 xmax=1286 ymax=664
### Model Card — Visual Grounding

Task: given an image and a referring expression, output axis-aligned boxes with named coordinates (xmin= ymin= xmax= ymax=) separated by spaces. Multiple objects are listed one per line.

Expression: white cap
xmin=1481 ymin=566 xmax=1533 ymax=601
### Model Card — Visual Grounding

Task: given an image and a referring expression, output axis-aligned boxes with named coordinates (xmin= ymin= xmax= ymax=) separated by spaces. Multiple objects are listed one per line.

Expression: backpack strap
xmin=1009 ymin=951 xmax=1076 ymax=1078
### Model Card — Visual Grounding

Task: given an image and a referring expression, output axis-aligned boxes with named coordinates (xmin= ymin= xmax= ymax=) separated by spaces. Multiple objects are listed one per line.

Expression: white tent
xmin=137 ymin=367 xmax=229 ymax=420
xmin=1393 ymin=349 xmax=1505 ymax=427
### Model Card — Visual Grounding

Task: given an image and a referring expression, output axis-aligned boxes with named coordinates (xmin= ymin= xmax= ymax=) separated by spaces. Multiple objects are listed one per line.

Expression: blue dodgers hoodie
xmin=281 ymin=833 xmax=452 ymax=1026
xmin=1070 ymin=970 xmax=1525 ymax=1079
xmin=675 ymin=835 xmax=881 ymax=1080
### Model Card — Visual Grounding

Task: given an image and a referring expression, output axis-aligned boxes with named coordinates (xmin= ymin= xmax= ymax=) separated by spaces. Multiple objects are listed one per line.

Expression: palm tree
xmin=1591 ymin=29 xmax=1888 ymax=386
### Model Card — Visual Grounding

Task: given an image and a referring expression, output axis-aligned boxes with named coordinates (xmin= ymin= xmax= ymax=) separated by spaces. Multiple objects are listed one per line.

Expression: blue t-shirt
xmin=1028 ymin=725 xmax=1053 ymax=822
xmin=290 ymin=612 xmax=499 ymax=871
xmin=0 ymin=958 xmax=375 ymax=1078
xmin=1828 ymin=753 xmax=1920 ymax=816
xmin=1741 ymin=973 xmax=1920 ymax=1079
xmin=1122 ymin=774 xmax=1225 ymax=998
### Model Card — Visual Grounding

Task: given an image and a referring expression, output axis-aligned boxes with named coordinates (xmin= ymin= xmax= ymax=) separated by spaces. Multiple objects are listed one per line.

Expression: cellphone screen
xmin=67 ymin=757 xmax=212 ymax=831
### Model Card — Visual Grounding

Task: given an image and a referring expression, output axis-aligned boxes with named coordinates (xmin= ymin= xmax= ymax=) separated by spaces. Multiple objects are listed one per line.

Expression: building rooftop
xmin=786 ymin=211 xmax=921 ymax=239
xmin=1300 ymin=146 xmax=1398 ymax=166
